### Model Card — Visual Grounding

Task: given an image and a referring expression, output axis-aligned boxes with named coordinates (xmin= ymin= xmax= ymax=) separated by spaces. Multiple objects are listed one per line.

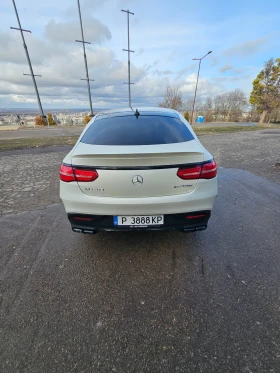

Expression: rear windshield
xmin=81 ymin=115 xmax=194 ymax=146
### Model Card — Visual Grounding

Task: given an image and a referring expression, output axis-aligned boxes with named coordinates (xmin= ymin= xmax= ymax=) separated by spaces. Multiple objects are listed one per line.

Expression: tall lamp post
xmin=190 ymin=51 xmax=212 ymax=125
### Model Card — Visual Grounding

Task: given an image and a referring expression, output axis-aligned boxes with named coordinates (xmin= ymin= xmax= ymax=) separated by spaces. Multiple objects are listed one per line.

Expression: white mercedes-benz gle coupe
xmin=60 ymin=107 xmax=218 ymax=234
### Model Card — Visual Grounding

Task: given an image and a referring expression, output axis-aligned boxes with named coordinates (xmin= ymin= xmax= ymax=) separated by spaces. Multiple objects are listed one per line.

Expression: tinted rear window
xmin=81 ymin=115 xmax=194 ymax=146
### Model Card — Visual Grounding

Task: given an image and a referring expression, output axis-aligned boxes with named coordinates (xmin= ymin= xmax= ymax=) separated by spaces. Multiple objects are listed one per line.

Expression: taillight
xmin=60 ymin=164 xmax=75 ymax=182
xmin=73 ymin=168 xmax=98 ymax=182
xmin=177 ymin=160 xmax=217 ymax=180
xmin=177 ymin=165 xmax=202 ymax=179
xmin=201 ymin=160 xmax=217 ymax=179
xmin=60 ymin=164 xmax=98 ymax=182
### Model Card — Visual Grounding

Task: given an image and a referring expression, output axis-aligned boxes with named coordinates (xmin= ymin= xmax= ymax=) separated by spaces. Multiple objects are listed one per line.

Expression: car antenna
xmin=134 ymin=109 xmax=140 ymax=118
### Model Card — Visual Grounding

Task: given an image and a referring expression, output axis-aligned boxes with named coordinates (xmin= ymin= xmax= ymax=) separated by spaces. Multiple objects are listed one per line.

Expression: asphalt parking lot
xmin=0 ymin=129 xmax=280 ymax=372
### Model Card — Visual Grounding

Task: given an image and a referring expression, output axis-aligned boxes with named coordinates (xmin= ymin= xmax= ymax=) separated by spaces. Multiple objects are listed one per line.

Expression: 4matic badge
xmin=84 ymin=187 xmax=104 ymax=192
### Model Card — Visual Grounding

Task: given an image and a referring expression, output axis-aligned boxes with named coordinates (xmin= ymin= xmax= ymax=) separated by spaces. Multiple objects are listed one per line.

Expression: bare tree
xmin=183 ymin=97 xmax=203 ymax=121
xmin=214 ymin=93 xmax=229 ymax=120
xmin=159 ymin=86 xmax=248 ymax=122
xmin=213 ymin=89 xmax=248 ymax=122
xmin=158 ymin=86 xmax=183 ymax=111
xmin=227 ymin=89 xmax=248 ymax=121
xmin=201 ymin=96 xmax=214 ymax=122
xmin=183 ymin=98 xmax=194 ymax=112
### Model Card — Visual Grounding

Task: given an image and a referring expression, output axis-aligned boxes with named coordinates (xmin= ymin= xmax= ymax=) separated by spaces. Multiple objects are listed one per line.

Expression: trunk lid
xmin=71 ymin=141 xmax=204 ymax=197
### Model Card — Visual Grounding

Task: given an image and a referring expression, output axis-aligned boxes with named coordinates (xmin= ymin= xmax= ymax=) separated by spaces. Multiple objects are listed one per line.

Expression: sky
xmin=0 ymin=0 xmax=279 ymax=110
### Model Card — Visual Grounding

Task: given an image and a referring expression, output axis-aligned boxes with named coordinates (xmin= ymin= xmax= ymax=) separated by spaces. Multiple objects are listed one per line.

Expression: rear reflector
xmin=186 ymin=214 xmax=206 ymax=219
xmin=177 ymin=160 xmax=217 ymax=180
xmin=60 ymin=164 xmax=98 ymax=182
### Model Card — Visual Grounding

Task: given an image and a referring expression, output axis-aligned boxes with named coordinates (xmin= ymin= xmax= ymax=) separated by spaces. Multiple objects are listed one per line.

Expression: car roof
xmin=95 ymin=107 xmax=180 ymax=120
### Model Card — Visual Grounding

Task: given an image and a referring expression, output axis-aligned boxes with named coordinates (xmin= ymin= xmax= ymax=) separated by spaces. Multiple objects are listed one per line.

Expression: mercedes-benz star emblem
xmin=132 ymin=175 xmax=143 ymax=186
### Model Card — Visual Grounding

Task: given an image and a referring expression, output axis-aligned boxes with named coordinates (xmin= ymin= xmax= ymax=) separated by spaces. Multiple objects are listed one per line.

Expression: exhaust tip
xmin=182 ymin=226 xmax=207 ymax=233
xmin=182 ymin=227 xmax=196 ymax=232
xmin=83 ymin=229 xmax=97 ymax=235
xmin=72 ymin=228 xmax=97 ymax=234
xmin=196 ymin=226 xmax=207 ymax=231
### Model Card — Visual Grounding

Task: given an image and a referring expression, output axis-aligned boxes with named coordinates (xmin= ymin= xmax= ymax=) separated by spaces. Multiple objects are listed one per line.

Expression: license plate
xmin=114 ymin=215 xmax=164 ymax=227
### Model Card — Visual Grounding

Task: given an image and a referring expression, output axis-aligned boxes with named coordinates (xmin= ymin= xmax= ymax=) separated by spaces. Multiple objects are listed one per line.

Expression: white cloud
xmin=219 ymin=64 xmax=233 ymax=73
xmin=175 ymin=65 xmax=196 ymax=80
xmin=0 ymin=5 xmax=151 ymax=109
xmin=45 ymin=17 xmax=111 ymax=44
xmin=180 ymin=74 xmax=225 ymax=99
xmin=223 ymin=37 xmax=269 ymax=58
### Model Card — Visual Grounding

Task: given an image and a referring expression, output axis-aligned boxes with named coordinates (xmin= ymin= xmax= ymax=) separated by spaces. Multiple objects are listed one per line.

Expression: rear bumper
xmin=68 ymin=211 xmax=211 ymax=233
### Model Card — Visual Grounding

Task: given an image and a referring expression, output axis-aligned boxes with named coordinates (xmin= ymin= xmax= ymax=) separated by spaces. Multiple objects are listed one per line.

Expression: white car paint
xmin=60 ymin=107 xmax=218 ymax=230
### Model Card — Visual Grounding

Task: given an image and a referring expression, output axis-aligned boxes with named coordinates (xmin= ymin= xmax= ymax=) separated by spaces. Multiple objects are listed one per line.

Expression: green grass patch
xmin=193 ymin=125 xmax=280 ymax=135
xmin=0 ymin=136 xmax=79 ymax=151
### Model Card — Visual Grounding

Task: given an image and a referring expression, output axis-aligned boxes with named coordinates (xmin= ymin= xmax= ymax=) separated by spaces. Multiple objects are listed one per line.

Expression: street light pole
xmin=190 ymin=51 xmax=212 ymax=125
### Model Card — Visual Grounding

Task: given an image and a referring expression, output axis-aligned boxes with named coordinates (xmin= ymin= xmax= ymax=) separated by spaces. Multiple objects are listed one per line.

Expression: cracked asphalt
xmin=0 ymin=129 xmax=280 ymax=373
